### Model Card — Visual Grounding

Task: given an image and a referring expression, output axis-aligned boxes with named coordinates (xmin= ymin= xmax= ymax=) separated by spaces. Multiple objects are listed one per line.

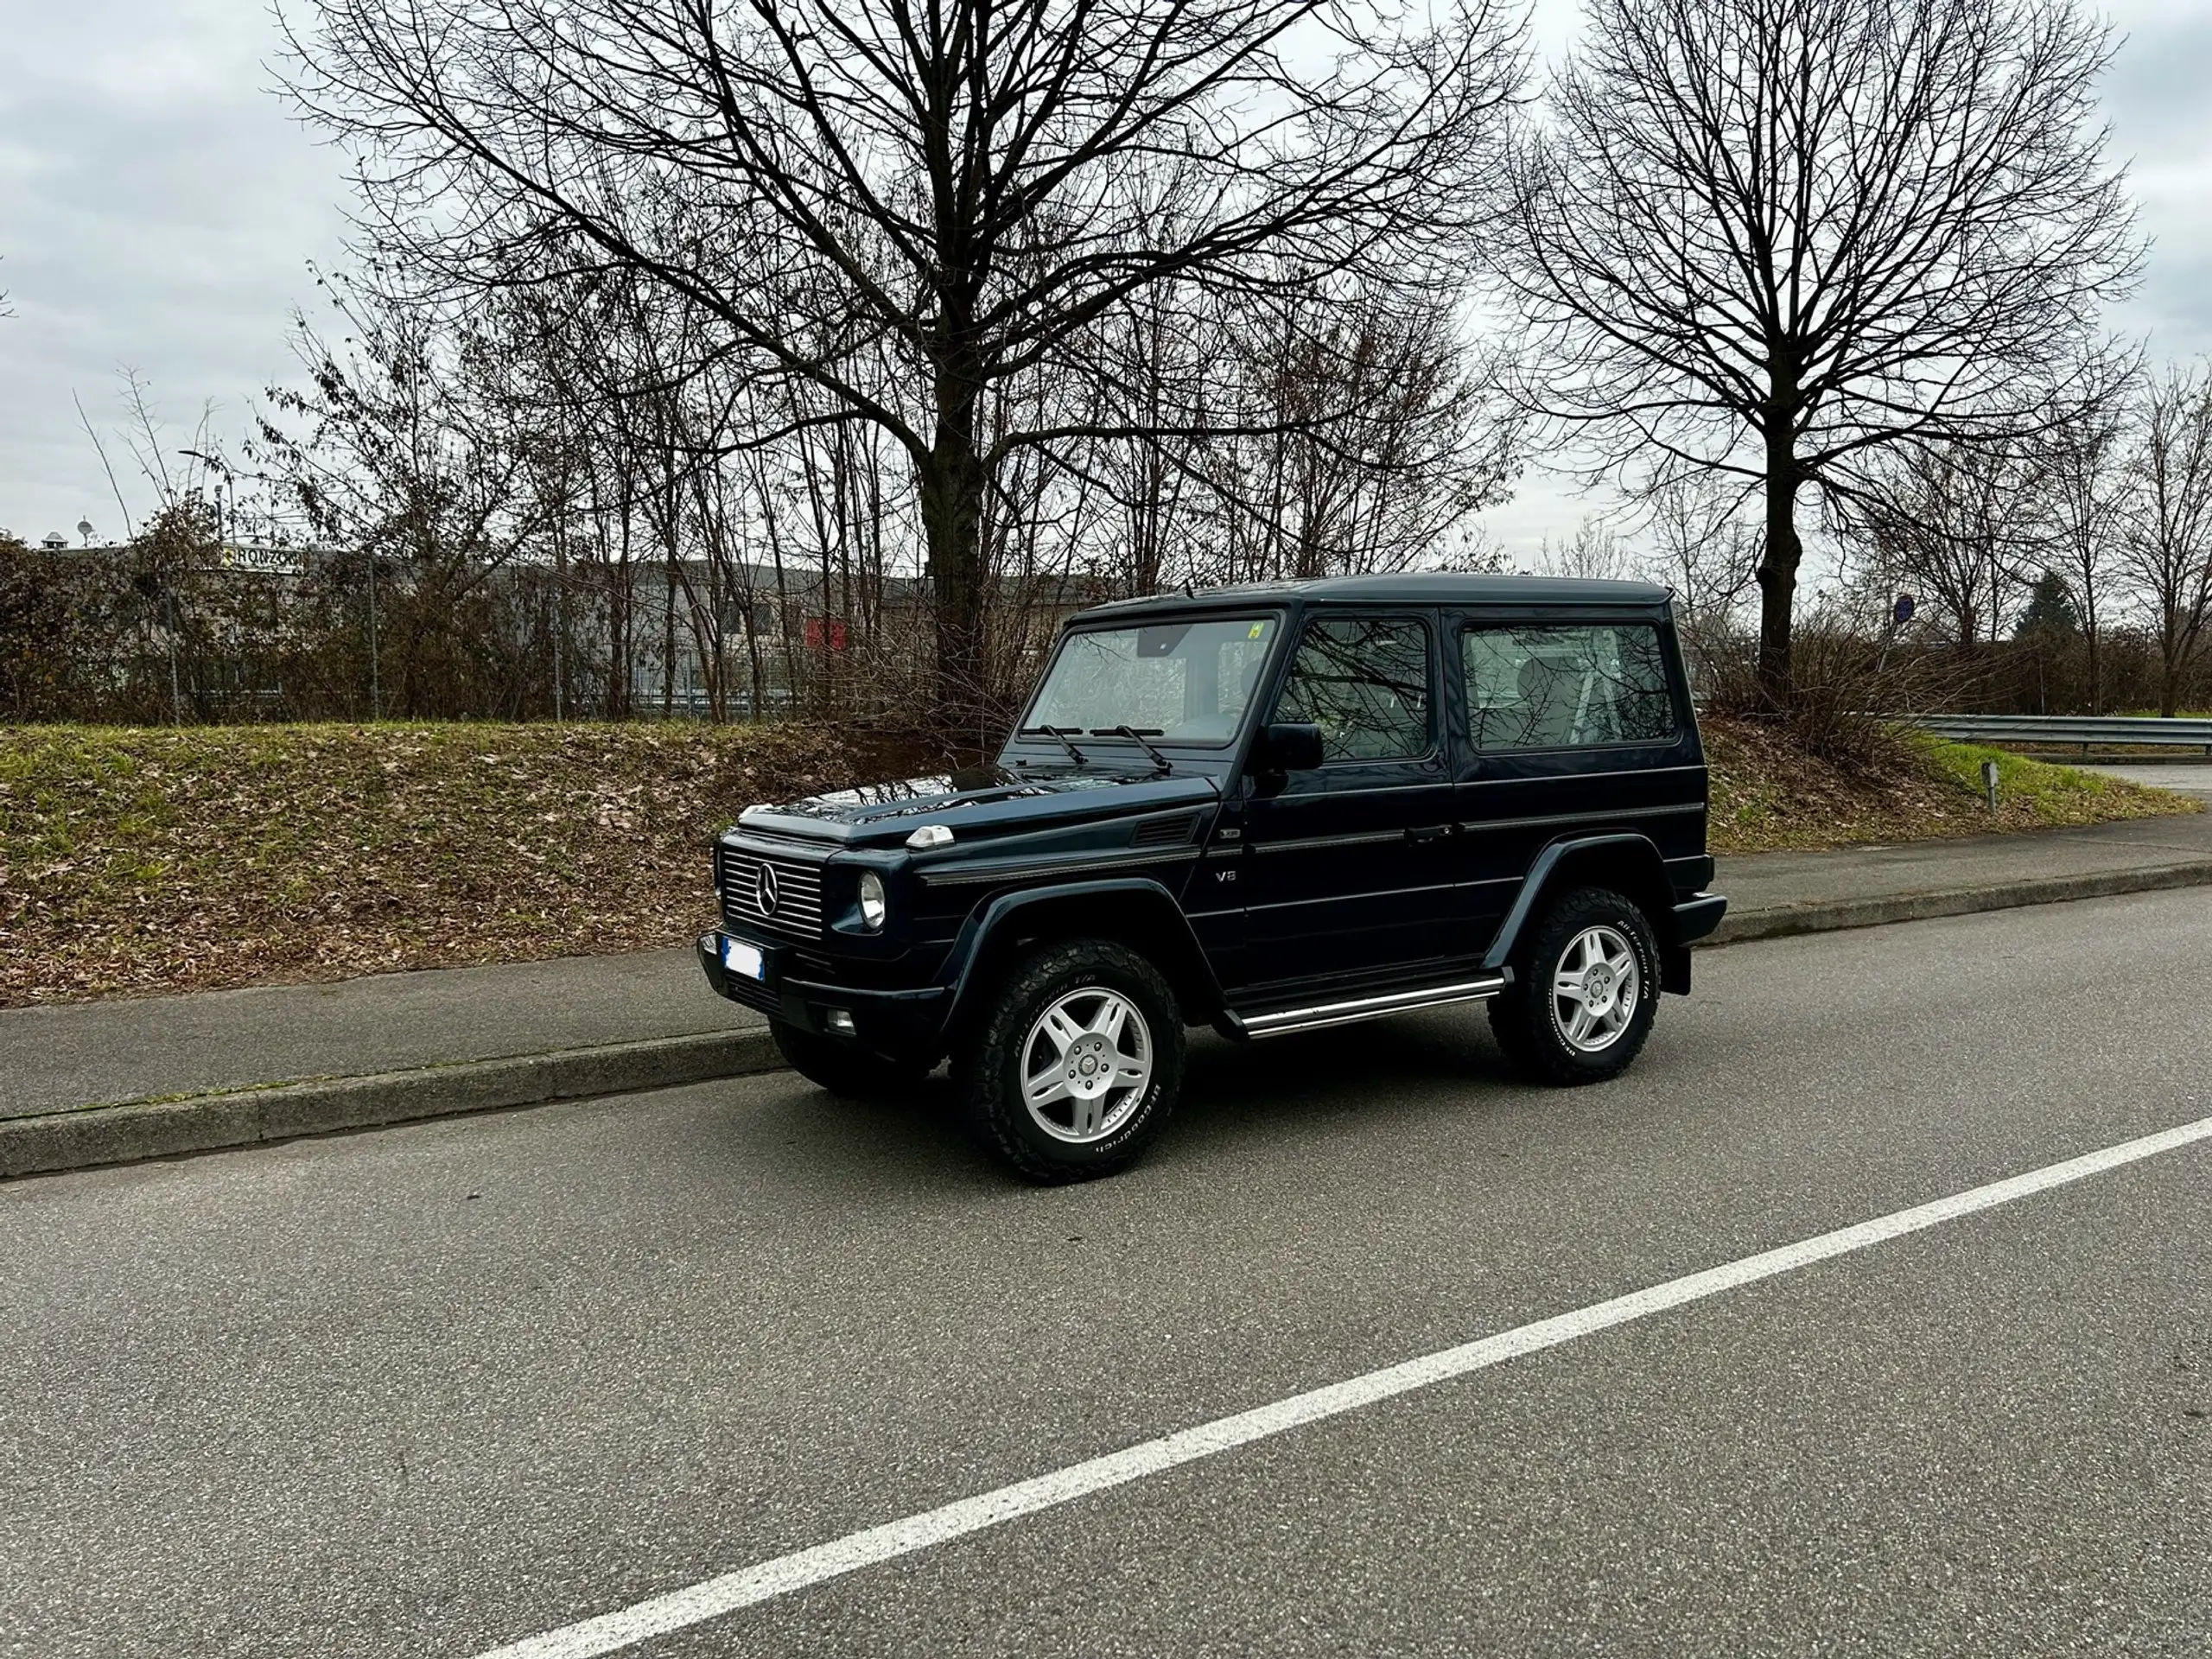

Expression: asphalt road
xmin=2082 ymin=760 xmax=2212 ymax=799
xmin=4 ymin=890 xmax=2210 ymax=1657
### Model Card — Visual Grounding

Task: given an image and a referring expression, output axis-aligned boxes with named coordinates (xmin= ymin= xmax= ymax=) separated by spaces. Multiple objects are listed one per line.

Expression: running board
xmin=1224 ymin=973 xmax=1511 ymax=1040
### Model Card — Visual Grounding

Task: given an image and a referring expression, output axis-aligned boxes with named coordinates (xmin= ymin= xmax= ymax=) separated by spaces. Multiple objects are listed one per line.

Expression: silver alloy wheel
xmin=1548 ymin=924 xmax=1641 ymax=1053
xmin=1020 ymin=987 xmax=1153 ymax=1144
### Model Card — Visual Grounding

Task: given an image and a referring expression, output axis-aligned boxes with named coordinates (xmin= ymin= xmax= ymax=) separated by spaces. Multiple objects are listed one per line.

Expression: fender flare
xmin=938 ymin=877 xmax=1227 ymax=1036
xmin=1483 ymin=833 xmax=1675 ymax=973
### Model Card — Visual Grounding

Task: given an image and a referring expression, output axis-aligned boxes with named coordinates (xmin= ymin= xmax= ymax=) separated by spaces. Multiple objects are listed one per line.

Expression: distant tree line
xmin=13 ymin=0 xmax=2212 ymax=729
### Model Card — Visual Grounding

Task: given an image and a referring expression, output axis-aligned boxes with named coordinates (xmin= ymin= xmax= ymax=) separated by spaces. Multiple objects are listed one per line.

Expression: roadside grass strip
xmin=474 ymin=1111 xmax=2212 ymax=1659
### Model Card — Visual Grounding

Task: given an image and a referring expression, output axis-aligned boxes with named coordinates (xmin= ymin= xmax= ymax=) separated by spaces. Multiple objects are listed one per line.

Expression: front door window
xmin=1273 ymin=616 xmax=1434 ymax=761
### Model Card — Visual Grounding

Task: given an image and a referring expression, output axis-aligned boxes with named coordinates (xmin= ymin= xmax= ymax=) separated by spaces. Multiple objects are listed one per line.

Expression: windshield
xmin=1020 ymin=615 xmax=1280 ymax=747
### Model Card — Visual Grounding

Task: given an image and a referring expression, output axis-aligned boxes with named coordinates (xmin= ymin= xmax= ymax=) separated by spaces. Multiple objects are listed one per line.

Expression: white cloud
xmin=0 ymin=0 xmax=350 ymax=543
xmin=0 ymin=0 xmax=2205 ymax=554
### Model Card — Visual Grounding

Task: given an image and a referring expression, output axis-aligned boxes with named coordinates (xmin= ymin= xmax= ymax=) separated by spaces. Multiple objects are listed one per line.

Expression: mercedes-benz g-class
xmin=699 ymin=574 xmax=1726 ymax=1180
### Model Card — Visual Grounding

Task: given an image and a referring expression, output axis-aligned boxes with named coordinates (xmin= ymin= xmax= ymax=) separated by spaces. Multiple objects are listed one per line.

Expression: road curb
xmin=1707 ymin=858 xmax=2212 ymax=946
xmin=0 ymin=1027 xmax=780 ymax=1180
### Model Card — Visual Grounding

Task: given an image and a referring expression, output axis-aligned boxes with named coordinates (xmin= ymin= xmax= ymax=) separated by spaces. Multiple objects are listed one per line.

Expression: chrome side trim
xmin=1243 ymin=880 xmax=1458 ymax=914
xmin=1459 ymin=763 xmax=1706 ymax=787
xmin=1457 ymin=803 xmax=1703 ymax=835
xmin=918 ymin=845 xmax=1204 ymax=888
xmin=1251 ymin=829 xmax=1410 ymax=855
xmin=1230 ymin=974 xmax=1509 ymax=1039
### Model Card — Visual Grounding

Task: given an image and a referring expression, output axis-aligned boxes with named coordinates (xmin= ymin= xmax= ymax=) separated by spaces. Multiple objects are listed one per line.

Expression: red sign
xmin=804 ymin=616 xmax=849 ymax=652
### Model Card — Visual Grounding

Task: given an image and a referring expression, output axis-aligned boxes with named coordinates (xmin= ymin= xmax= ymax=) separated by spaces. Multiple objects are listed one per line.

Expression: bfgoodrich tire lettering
xmin=960 ymin=939 xmax=1185 ymax=1183
xmin=1489 ymin=886 xmax=1661 ymax=1085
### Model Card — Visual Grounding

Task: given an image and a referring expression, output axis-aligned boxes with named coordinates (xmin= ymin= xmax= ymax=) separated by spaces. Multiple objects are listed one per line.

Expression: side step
xmin=1223 ymin=973 xmax=1511 ymax=1040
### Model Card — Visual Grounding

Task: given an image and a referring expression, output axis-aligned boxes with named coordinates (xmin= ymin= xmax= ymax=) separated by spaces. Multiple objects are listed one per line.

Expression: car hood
xmin=737 ymin=766 xmax=1221 ymax=845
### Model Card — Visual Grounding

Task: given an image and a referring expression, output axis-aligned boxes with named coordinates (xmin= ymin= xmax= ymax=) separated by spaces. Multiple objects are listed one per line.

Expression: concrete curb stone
xmin=10 ymin=858 xmax=2212 ymax=1181
xmin=0 ymin=1027 xmax=781 ymax=1180
xmin=1707 ymin=858 xmax=2212 ymax=944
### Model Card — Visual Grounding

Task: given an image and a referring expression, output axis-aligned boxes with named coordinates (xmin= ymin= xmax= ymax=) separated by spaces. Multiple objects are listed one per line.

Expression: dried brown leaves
xmin=0 ymin=721 xmax=930 ymax=1007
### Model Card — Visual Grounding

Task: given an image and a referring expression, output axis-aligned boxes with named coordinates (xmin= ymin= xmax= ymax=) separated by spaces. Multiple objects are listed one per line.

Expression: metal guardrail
xmin=1906 ymin=714 xmax=2212 ymax=753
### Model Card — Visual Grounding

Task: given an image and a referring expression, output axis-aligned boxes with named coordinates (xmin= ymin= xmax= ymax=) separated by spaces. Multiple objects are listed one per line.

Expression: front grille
xmin=717 ymin=845 xmax=826 ymax=940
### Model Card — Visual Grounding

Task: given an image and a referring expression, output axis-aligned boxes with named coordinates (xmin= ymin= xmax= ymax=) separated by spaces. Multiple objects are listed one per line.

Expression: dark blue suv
xmin=700 ymin=574 xmax=1727 ymax=1180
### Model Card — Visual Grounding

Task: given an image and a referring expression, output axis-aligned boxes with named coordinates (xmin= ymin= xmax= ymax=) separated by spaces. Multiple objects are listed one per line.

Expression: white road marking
xmin=472 ymin=1110 xmax=2212 ymax=1659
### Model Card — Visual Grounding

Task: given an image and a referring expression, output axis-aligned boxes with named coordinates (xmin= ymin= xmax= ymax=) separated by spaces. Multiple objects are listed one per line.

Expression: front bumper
xmin=696 ymin=931 xmax=950 ymax=1061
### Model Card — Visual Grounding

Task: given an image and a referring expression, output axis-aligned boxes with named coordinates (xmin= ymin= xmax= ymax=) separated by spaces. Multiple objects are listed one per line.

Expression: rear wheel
xmin=771 ymin=1018 xmax=927 ymax=1099
xmin=958 ymin=939 xmax=1185 ymax=1183
xmin=1490 ymin=887 xmax=1660 ymax=1085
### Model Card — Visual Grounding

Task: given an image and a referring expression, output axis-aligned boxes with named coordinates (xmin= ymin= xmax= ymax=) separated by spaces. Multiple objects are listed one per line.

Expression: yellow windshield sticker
xmin=1248 ymin=621 xmax=1267 ymax=639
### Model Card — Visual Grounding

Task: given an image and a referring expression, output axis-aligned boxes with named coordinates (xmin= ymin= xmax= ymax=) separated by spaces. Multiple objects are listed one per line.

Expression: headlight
xmin=858 ymin=870 xmax=887 ymax=931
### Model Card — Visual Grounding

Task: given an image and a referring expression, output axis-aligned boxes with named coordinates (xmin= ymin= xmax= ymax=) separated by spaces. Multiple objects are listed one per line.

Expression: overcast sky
xmin=2 ymin=0 xmax=2207 ymax=555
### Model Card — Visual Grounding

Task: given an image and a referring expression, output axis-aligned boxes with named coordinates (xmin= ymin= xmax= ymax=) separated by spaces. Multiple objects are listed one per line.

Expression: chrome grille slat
xmin=716 ymin=846 xmax=827 ymax=940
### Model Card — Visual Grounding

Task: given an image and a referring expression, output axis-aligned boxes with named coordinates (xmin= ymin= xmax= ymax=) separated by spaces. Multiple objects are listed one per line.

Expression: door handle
xmin=1406 ymin=824 xmax=1451 ymax=843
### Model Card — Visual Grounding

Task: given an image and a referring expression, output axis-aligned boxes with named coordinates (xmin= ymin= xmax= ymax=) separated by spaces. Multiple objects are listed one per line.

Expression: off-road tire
xmin=958 ymin=939 xmax=1185 ymax=1184
xmin=1489 ymin=886 xmax=1661 ymax=1085
xmin=771 ymin=1018 xmax=927 ymax=1099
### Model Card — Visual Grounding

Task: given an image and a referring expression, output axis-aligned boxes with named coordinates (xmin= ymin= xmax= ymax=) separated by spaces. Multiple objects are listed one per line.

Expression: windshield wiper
xmin=1019 ymin=724 xmax=1088 ymax=765
xmin=1090 ymin=726 xmax=1172 ymax=773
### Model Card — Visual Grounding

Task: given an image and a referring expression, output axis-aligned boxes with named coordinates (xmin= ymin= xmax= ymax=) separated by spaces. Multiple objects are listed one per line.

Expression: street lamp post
xmin=178 ymin=449 xmax=233 ymax=544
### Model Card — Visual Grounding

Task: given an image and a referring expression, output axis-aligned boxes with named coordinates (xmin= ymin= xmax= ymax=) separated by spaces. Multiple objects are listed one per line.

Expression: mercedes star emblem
xmin=756 ymin=862 xmax=780 ymax=917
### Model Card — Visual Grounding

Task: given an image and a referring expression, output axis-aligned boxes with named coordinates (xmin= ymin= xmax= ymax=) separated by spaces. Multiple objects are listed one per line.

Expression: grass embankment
xmin=0 ymin=722 xmax=931 ymax=1007
xmin=1 ymin=718 xmax=2196 ymax=1007
xmin=1701 ymin=715 xmax=2194 ymax=853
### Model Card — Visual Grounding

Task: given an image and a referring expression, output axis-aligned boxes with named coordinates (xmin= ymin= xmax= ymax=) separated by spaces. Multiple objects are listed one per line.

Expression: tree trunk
xmin=1754 ymin=416 xmax=1802 ymax=708
xmin=661 ymin=550 xmax=677 ymax=718
xmin=918 ymin=407 xmax=989 ymax=736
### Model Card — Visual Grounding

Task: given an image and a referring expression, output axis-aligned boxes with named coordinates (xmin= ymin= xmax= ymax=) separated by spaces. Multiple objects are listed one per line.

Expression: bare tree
xmin=2040 ymin=346 xmax=2139 ymax=711
xmin=1539 ymin=517 xmax=1634 ymax=582
xmin=283 ymin=0 xmax=1524 ymax=721
xmin=2121 ymin=361 xmax=2212 ymax=718
xmin=1505 ymin=0 xmax=2141 ymax=702
xmin=251 ymin=273 xmax=556 ymax=715
xmin=1192 ymin=276 xmax=1516 ymax=585
xmin=1643 ymin=476 xmax=1758 ymax=626
xmin=1849 ymin=438 xmax=2039 ymax=652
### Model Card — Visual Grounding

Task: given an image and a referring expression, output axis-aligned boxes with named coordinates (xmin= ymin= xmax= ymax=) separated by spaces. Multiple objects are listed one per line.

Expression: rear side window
xmin=1273 ymin=617 xmax=1433 ymax=762
xmin=1462 ymin=624 xmax=1676 ymax=751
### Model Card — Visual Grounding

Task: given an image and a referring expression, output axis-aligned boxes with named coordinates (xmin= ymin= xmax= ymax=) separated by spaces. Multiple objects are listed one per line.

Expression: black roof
xmin=1069 ymin=571 xmax=1672 ymax=624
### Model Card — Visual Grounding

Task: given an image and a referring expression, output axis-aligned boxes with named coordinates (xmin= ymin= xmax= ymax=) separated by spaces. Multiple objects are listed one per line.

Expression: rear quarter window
xmin=1462 ymin=623 xmax=1677 ymax=751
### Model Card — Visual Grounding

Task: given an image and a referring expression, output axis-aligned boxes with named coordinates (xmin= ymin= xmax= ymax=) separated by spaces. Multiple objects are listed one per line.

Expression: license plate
xmin=722 ymin=938 xmax=766 ymax=982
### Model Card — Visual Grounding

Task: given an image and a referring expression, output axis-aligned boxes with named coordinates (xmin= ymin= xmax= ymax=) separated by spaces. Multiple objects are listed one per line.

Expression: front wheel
xmin=1489 ymin=887 xmax=1661 ymax=1085
xmin=958 ymin=939 xmax=1185 ymax=1184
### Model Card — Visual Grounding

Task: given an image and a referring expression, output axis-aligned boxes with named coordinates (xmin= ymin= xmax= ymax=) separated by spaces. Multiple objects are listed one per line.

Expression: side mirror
xmin=1258 ymin=721 xmax=1325 ymax=772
